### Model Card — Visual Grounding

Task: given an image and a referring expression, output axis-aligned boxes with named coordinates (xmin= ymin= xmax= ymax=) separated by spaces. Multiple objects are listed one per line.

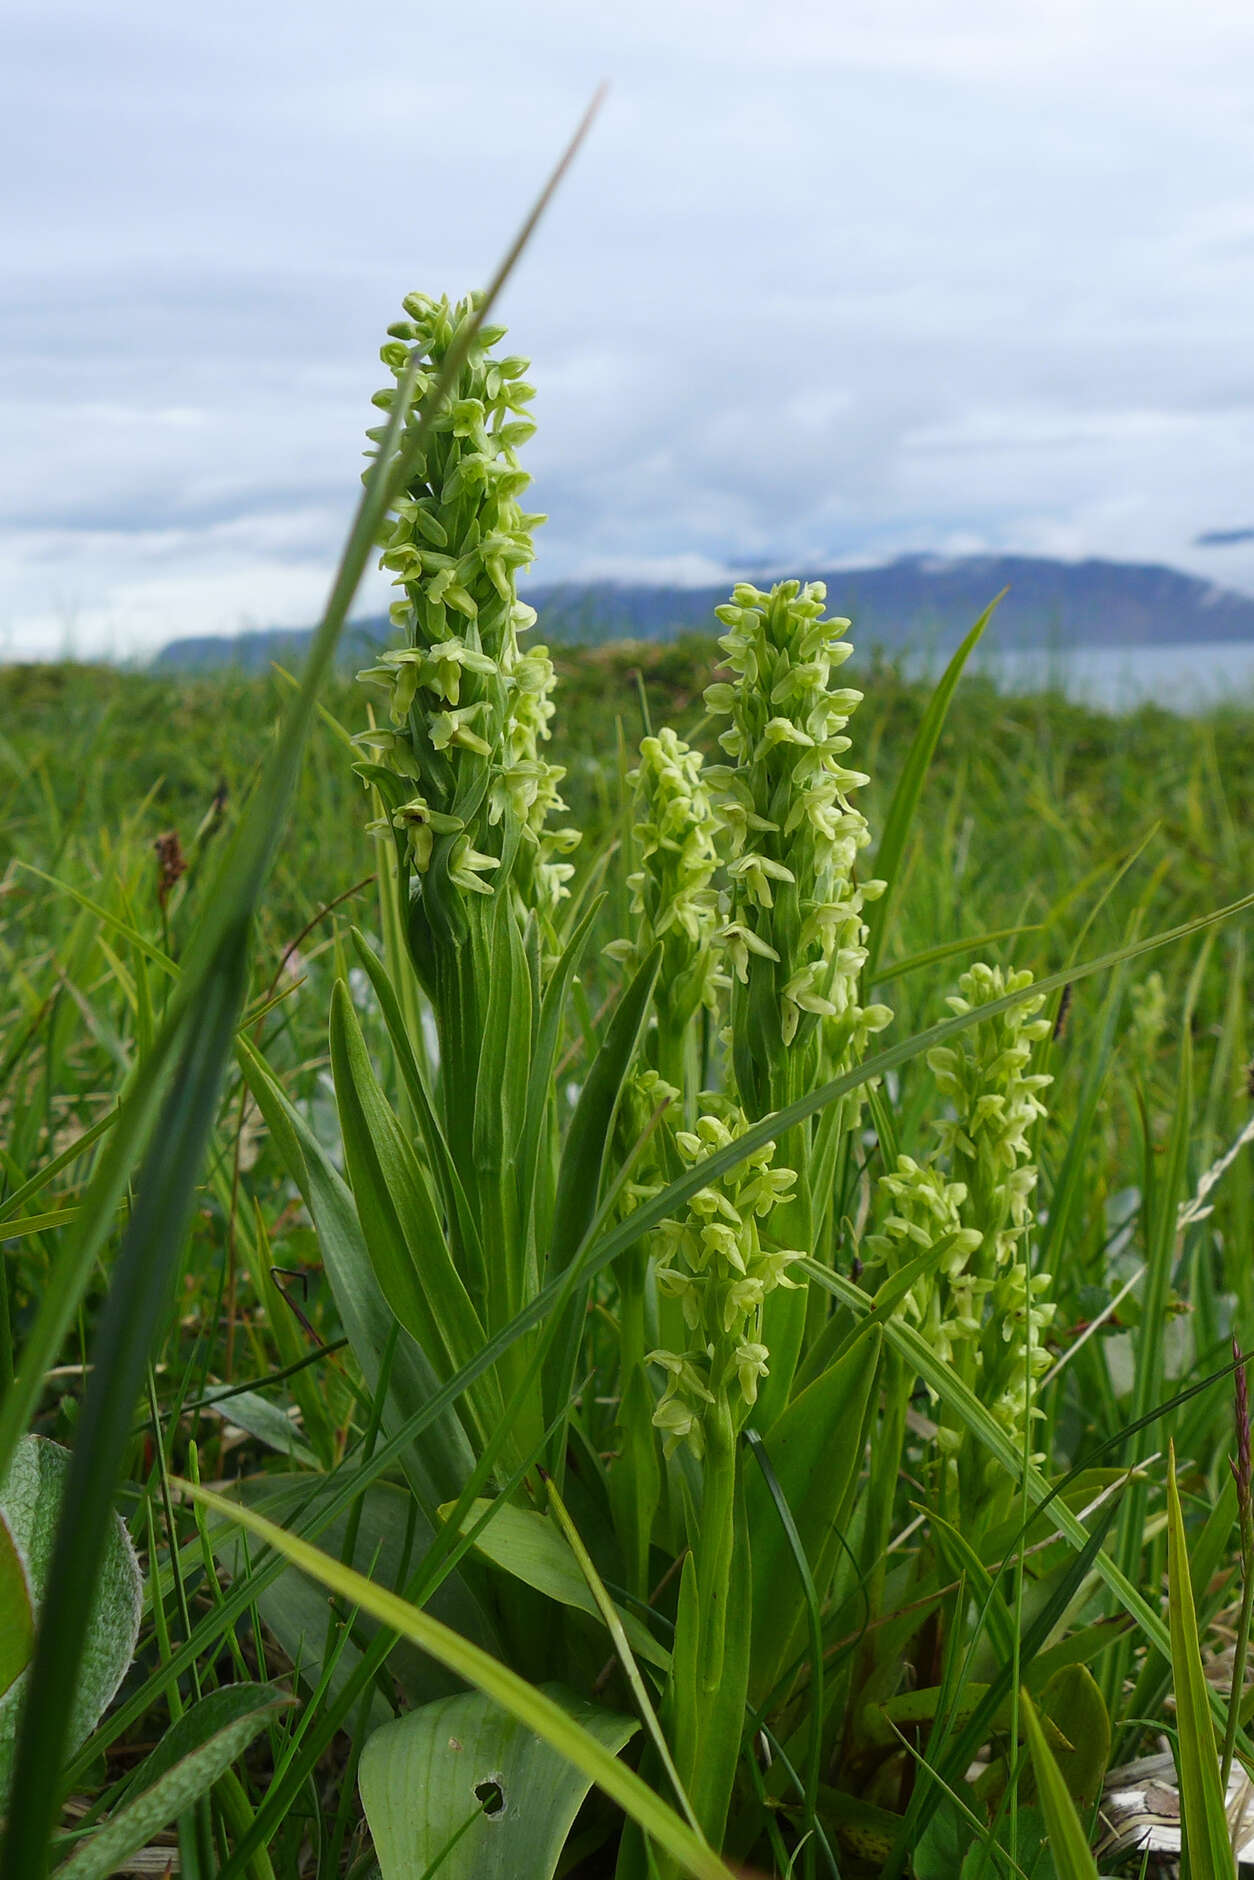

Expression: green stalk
xmin=694 ymin=1396 xmax=738 ymax=1698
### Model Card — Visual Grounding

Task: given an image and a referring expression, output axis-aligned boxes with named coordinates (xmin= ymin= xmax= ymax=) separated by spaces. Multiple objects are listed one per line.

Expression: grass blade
xmin=0 ymin=96 xmax=601 ymax=1875
xmin=179 ymin=1480 xmax=734 ymax=1880
xmin=1166 ymin=1441 xmax=1236 ymax=1877
xmin=1020 ymin=1687 xmax=1101 ymax=1878
xmin=864 ymin=594 xmax=1001 ymax=982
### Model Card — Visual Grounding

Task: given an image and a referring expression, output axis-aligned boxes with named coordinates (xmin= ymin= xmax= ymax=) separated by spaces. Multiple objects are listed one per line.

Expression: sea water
xmin=899 ymin=639 xmax=1254 ymax=715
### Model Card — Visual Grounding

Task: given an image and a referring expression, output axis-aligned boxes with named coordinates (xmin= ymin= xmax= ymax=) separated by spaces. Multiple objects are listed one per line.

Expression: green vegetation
xmin=4 ymin=285 xmax=1254 ymax=1880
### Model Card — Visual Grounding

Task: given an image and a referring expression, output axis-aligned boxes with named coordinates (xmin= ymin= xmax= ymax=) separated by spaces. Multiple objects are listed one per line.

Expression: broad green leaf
xmin=1038 ymin=1665 xmax=1109 ymax=1817
xmin=0 ymin=1509 xmax=33 ymax=1699
xmin=544 ymin=941 xmax=662 ymax=1444
xmin=181 ymin=1479 xmax=734 ymax=1880
xmin=213 ymin=1476 xmax=491 ymax=1720
xmin=0 ymin=1437 xmax=141 ymax=1800
xmin=439 ymin=1497 xmax=670 ymax=1671
xmin=1166 ymin=1444 xmax=1235 ymax=1877
xmin=359 ymin=1682 xmax=637 ymax=1880
xmin=745 ymin=1327 xmax=881 ymax=1704
xmin=1021 ymin=1688 xmax=1102 ymax=1878
xmin=199 ymin=1386 xmax=320 ymax=1467
xmin=54 ymin=1685 xmax=294 ymax=1880
xmin=471 ymin=890 xmax=533 ymax=1247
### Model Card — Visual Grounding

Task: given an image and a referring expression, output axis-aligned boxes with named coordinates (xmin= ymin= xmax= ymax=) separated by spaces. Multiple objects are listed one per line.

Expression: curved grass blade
xmin=1166 ymin=1442 xmax=1236 ymax=1877
xmin=1020 ymin=1688 xmax=1101 ymax=1879
xmin=743 ymin=1427 xmax=826 ymax=1869
xmin=545 ymin=1478 xmax=699 ymax=1837
xmin=360 ymin=1683 xmax=638 ymax=1880
xmin=869 ymin=922 xmax=1042 ymax=987
xmin=0 ymin=98 xmax=602 ymax=1877
xmin=864 ymin=593 xmax=1002 ymax=983
xmin=54 ymin=1686 xmax=294 ymax=1880
xmin=179 ymin=1480 xmax=733 ymax=1880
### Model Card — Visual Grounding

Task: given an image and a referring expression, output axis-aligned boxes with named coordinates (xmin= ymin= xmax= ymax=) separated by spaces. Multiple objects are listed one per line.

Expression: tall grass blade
xmin=0 ymin=99 xmax=600 ymax=1875
xmin=180 ymin=1480 xmax=734 ymax=1880
xmin=1166 ymin=1442 xmax=1236 ymax=1878
xmin=1020 ymin=1688 xmax=1101 ymax=1878
xmin=864 ymin=595 xmax=1001 ymax=982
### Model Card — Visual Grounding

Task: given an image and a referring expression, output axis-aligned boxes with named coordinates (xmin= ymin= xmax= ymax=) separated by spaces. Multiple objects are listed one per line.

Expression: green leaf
xmin=439 ymin=1497 xmax=670 ymax=1671
xmin=864 ymin=593 xmax=1001 ymax=982
xmin=549 ymin=941 xmax=662 ymax=1274
xmin=359 ymin=1683 xmax=637 ymax=1880
xmin=238 ymin=1031 xmax=477 ymax=1512
xmin=0 ymin=1509 xmax=33 ymax=1700
xmin=0 ymin=97 xmax=600 ymax=1872
xmin=1166 ymin=1443 xmax=1236 ymax=1877
xmin=544 ymin=940 xmax=662 ymax=1445
xmin=198 ymin=1386 xmax=320 ymax=1467
xmin=212 ymin=1476 xmax=490 ymax=1720
xmin=54 ymin=1685 xmax=294 ymax=1880
xmin=0 ymin=1437 xmax=142 ymax=1802
xmin=1038 ymin=1665 xmax=1109 ymax=1818
xmin=519 ymin=895 xmax=602 ymax=1240
xmin=347 ymin=927 xmax=483 ymax=1276
xmin=1021 ymin=1687 xmax=1102 ymax=1879
xmin=329 ymin=977 xmax=501 ymax=1451
xmin=182 ymin=1479 xmax=734 ymax=1880
xmin=744 ymin=1327 xmax=881 ymax=1704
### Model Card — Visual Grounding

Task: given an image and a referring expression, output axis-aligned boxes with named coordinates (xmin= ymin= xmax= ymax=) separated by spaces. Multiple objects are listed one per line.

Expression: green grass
xmin=4 ymin=276 xmax=1254 ymax=1880
xmin=3 ymin=638 xmax=1253 ymax=1876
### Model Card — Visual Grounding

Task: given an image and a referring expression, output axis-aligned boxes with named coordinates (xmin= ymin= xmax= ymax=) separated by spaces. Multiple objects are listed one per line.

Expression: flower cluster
xmin=645 ymin=1104 xmax=804 ymax=1457
xmin=927 ymin=963 xmax=1056 ymax=1457
xmin=863 ymin=1156 xmax=984 ymax=1382
xmin=353 ymin=291 xmax=577 ymax=940
xmin=702 ymin=580 xmax=890 ymax=1112
xmin=605 ymin=729 xmax=723 ymax=1030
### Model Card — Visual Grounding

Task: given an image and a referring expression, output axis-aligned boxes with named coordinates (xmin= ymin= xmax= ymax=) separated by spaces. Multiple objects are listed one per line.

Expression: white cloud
xmin=4 ymin=0 xmax=1254 ymax=655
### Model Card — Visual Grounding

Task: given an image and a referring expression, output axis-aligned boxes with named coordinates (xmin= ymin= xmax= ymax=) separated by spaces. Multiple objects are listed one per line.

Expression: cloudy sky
xmin=4 ymin=0 xmax=1254 ymax=659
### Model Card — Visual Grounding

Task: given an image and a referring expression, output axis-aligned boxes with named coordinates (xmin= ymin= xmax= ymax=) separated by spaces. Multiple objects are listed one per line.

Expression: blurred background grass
xmin=3 ymin=637 xmax=1251 ymax=1456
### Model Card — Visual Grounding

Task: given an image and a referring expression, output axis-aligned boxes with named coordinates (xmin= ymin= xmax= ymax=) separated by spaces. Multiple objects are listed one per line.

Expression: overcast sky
xmin=4 ymin=0 xmax=1254 ymax=659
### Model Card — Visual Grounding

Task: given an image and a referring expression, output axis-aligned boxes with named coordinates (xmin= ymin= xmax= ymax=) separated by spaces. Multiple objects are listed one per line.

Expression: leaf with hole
xmin=359 ymin=1682 xmax=637 ymax=1880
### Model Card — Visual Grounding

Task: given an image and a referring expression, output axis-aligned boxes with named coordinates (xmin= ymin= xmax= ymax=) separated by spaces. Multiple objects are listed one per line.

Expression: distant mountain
xmin=150 ymin=552 xmax=1254 ymax=672
xmin=152 ymin=622 xmax=384 ymax=675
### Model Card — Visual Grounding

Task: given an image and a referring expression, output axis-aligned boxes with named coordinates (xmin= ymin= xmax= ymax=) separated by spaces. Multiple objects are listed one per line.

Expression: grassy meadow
xmin=4 ymin=284 xmax=1254 ymax=1880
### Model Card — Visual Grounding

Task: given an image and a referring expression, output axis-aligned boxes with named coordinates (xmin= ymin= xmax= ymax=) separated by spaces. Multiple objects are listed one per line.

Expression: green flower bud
xmin=702 ymin=578 xmax=891 ymax=1118
xmin=354 ymin=289 xmax=580 ymax=976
